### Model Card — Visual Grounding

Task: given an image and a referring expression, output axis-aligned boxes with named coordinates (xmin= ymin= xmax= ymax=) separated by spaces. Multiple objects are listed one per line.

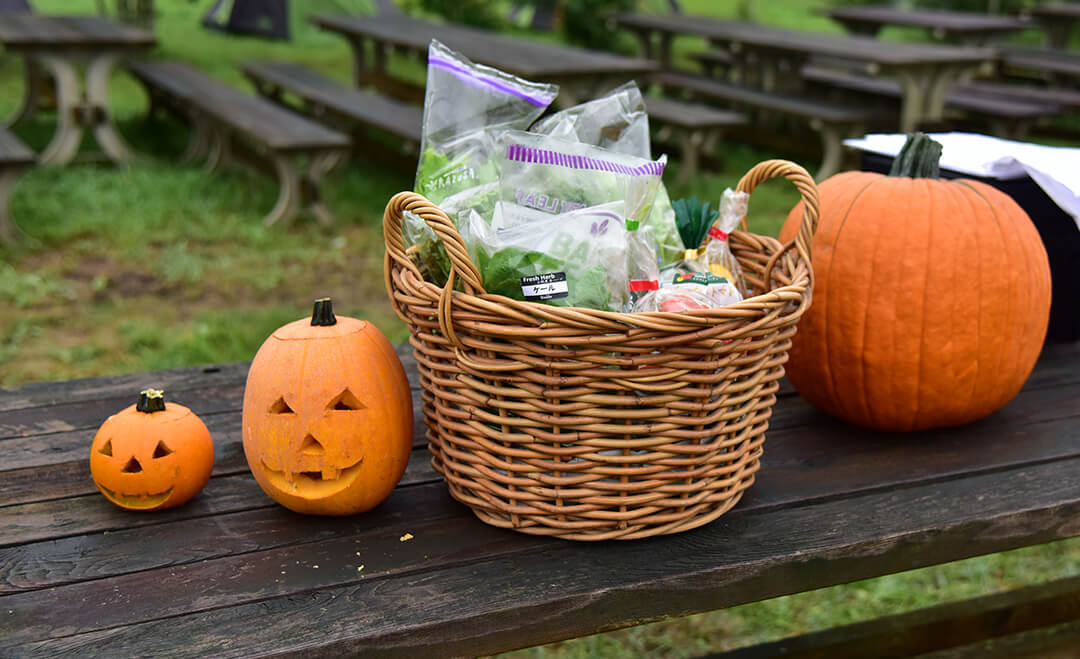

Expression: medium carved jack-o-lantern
xmin=90 ymin=389 xmax=215 ymax=511
xmin=242 ymin=298 xmax=413 ymax=516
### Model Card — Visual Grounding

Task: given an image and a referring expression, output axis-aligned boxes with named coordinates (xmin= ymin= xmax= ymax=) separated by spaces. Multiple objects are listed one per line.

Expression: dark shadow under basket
xmin=383 ymin=160 xmax=819 ymax=541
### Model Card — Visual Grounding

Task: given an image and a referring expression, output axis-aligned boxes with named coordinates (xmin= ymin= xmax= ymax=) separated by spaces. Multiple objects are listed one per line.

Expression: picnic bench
xmin=822 ymin=6 xmax=1032 ymax=45
xmin=615 ymin=13 xmax=994 ymax=133
xmin=998 ymin=45 xmax=1080 ymax=87
xmin=1027 ymin=2 xmax=1080 ymax=49
xmin=641 ymin=96 xmax=746 ymax=183
xmin=799 ymin=65 xmax=1058 ymax=137
xmin=0 ymin=127 xmax=34 ymax=243
xmin=313 ymin=13 xmax=658 ymax=107
xmin=241 ymin=60 xmax=423 ymax=171
xmin=126 ymin=60 xmax=351 ymax=227
xmin=4 ymin=339 xmax=1077 ymax=656
xmin=653 ymin=71 xmax=878 ymax=179
xmin=0 ymin=13 xmax=155 ymax=166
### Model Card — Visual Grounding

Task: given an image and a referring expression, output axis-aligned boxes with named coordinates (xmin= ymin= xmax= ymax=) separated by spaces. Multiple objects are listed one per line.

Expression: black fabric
xmin=203 ymin=0 xmax=290 ymax=41
xmin=862 ymin=152 xmax=1080 ymax=342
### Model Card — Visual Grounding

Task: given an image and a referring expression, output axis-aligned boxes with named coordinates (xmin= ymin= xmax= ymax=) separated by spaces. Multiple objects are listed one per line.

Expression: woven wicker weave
xmin=383 ymin=160 xmax=819 ymax=541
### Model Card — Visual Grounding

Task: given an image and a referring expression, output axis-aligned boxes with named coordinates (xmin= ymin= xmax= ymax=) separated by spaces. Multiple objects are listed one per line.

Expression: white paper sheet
xmin=844 ymin=133 xmax=1080 ymax=230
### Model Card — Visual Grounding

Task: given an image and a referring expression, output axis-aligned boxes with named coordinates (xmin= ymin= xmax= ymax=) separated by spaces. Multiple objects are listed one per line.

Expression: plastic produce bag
xmin=414 ymin=40 xmax=559 ymax=205
xmin=530 ymin=84 xmax=683 ymax=266
xmin=704 ymin=188 xmax=749 ymax=293
xmin=407 ymin=40 xmax=558 ymax=286
xmin=460 ymin=201 xmax=652 ymax=312
xmin=499 ymin=131 xmax=666 ymax=230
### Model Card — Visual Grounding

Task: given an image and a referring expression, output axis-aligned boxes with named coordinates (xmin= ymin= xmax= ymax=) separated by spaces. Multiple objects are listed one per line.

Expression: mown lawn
xmin=1 ymin=1 xmax=1077 ymax=656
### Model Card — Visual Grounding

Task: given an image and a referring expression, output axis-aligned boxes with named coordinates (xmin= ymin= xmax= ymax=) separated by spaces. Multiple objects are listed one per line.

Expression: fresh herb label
xmin=521 ymin=272 xmax=569 ymax=300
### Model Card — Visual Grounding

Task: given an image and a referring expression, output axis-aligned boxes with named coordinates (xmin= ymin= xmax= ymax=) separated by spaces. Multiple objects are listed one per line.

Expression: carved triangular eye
xmin=153 ymin=441 xmax=173 ymax=458
xmin=328 ymin=389 xmax=365 ymax=411
xmin=269 ymin=397 xmax=294 ymax=414
xmin=122 ymin=457 xmax=142 ymax=473
xmin=99 ymin=440 xmax=113 ymax=456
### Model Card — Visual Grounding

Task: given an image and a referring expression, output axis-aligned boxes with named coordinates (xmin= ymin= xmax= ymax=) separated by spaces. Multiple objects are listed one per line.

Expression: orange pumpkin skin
xmin=90 ymin=391 xmax=214 ymax=511
xmin=242 ymin=300 xmax=413 ymax=516
xmin=780 ymin=170 xmax=1051 ymax=432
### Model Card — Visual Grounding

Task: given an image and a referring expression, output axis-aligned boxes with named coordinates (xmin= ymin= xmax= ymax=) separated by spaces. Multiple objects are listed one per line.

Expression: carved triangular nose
xmin=300 ymin=434 xmax=325 ymax=456
xmin=122 ymin=457 xmax=143 ymax=473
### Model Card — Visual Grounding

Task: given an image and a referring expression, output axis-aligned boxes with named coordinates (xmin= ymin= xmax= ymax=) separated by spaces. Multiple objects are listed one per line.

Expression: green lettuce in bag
xmin=529 ymin=84 xmax=683 ymax=266
xmin=405 ymin=39 xmax=559 ymax=286
xmin=461 ymin=201 xmax=646 ymax=312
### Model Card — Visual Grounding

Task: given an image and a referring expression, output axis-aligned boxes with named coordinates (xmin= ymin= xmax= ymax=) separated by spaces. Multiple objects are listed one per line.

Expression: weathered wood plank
xmin=14 ymin=456 xmax=1080 ymax=657
xmin=0 ymin=361 xmax=249 ymax=413
xmin=0 ymin=483 xmax=528 ymax=648
xmin=0 ymin=449 xmax=440 ymax=548
xmin=0 ymin=345 xmax=421 ymax=414
xmin=706 ymin=574 xmax=1080 ymax=658
xmin=5 ymin=374 xmax=1078 ymax=536
xmin=0 ymin=461 xmax=442 ymax=596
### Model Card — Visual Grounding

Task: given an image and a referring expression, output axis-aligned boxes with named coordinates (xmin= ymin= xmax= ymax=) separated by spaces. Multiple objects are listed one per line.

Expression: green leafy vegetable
xmin=476 ymin=247 xmax=612 ymax=310
xmin=672 ymin=196 xmax=719 ymax=250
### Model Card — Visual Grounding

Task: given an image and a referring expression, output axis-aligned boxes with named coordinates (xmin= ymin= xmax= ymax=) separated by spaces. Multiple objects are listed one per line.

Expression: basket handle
xmin=734 ymin=160 xmax=819 ymax=288
xmin=383 ymin=191 xmax=486 ymax=347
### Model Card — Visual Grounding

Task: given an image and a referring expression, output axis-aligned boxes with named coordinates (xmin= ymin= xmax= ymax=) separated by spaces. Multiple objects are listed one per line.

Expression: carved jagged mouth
xmin=261 ymin=458 xmax=364 ymax=499
xmin=98 ymin=485 xmax=174 ymax=509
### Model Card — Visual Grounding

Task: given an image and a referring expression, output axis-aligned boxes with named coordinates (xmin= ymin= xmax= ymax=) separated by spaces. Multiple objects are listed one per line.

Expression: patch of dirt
xmin=66 ymin=257 xmax=179 ymax=302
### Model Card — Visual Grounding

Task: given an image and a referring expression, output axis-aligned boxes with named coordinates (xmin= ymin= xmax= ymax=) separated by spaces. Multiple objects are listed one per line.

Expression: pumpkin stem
xmin=888 ymin=133 xmax=942 ymax=179
xmin=136 ymin=389 xmax=166 ymax=413
xmin=311 ymin=297 xmax=337 ymax=326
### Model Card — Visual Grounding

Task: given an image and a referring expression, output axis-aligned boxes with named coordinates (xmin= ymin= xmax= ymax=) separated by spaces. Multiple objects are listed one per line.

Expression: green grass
xmin=2 ymin=1 xmax=1078 ymax=656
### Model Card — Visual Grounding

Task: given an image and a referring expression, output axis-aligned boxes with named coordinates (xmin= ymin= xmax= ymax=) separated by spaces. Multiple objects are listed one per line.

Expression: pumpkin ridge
xmin=822 ymin=174 xmax=881 ymax=421
xmin=960 ymin=180 xmax=1041 ymax=410
xmin=961 ymin=181 xmax=1015 ymax=413
xmin=956 ymin=181 xmax=985 ymax=422
xmin=851 ymin=178 xmax=897 ymax=429
xmin=911 ymin=178 xmax=935 ymax=430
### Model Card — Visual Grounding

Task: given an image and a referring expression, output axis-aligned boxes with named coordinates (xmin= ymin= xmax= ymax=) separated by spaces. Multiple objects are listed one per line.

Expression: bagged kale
xmin=529 ymin=83 xmax=683 ymax=266
xmin=461 ymin=201 xmax=655 ymax=312
xmin=406 ymin=39 xmax=559 ymax=286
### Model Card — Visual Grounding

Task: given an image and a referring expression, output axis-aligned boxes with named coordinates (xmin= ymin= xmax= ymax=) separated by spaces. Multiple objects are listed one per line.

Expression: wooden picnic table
xmin=1027 ymin=2 xmax=1080 ymax=49
xmin=313 ymin=13 xmax=658 ymax=106
xmin=3 ymin=340 xmax=1079 ymax=656
xmin=0 ymin=13 xmax=154 ymax=165
xmin=616 ymin=13 xmax=994 ymax=132
xmin=823 ymin=5 xmax=1032 ymax=45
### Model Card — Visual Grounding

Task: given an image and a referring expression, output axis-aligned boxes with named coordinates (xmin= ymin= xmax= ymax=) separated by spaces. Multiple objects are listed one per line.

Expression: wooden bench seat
xmin=127 ymin=60 xmax=351 ymax=226
xmin=801 ymin=65 xmax=1060 ymax=138
xmin=0 ymin=127 xmax=34 ymax=244
xmin=998 ymin=45 xmax=1080 ymax=85
xmin=642 ymin=95 xmax=747 ymax=184
xmin=954 ymin=80 xmax=1080 ymax=109
xmin=241 ymin=60 xmax=423 ymax=149
xmin=652 ymin=70 xmax=878 ymax=179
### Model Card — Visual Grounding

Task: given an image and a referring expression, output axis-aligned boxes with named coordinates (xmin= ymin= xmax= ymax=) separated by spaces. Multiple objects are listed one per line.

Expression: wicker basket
xmin=383 ymin=160 xmax=819 ymax=541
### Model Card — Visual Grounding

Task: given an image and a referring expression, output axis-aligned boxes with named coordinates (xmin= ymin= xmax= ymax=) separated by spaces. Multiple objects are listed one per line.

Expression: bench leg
xmin=0 ymin=167 xmax=27 ymax=245
xmin=674 ymin=129 xmax=704 ymax=186
xmin=6 ymin=59 xmax=43 ymax=128
xmin=204 ymin=125 xmax=231 ymax=173
xmin=813 ymin=120 xmax=860 ymax=181
xmin=181 ymin=114 xmax=213 ymax=165
xmin=35 ymin=56 xmax=84 ymax=166
xmin=265 ymin=154 xmax=302 ymax=227
xmin=87 ymin=53 xmax=138 ymax=163
xmin=302 ymin=151 xmax=343 ymax=227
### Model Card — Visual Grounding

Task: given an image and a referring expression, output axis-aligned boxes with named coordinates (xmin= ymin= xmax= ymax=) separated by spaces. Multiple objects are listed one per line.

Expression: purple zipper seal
xmin=428 ymin=55 xmax=554 ymax=108
xmin=505 ymin=144 xmax=667 ymax=176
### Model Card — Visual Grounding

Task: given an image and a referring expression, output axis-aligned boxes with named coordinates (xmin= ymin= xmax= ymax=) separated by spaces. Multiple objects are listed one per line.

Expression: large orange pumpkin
xmin=242 ymin=298 xmax=413 ymax=515
xmin=90 ymin=389 xmax=215 ymax=511
xmin=779 ymin=134 xmax=1051 ymax=432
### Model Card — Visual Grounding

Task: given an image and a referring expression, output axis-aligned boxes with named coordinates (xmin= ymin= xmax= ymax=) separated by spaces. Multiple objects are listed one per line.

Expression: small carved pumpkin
xmin=779 ymin=133 xmax=1052 ymax=431
xmin=90 ymin=389 xmax=215 ymax=511
xmin=242 ymin=298 xmax=413 ymax=516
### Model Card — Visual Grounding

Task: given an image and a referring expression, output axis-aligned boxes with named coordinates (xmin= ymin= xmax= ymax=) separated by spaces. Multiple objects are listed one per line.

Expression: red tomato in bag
xmin=659 ymin=295 xmax=710 ymax=313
